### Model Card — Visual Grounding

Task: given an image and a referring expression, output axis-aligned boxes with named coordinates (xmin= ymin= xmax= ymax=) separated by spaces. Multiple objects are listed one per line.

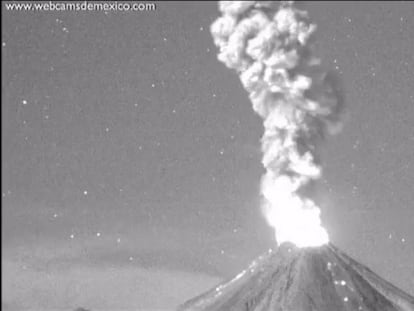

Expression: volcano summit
xmin=178 ymin=243 xmax=414 ymax=311
xmin=183 ymin=1 xmax=414 ymax=310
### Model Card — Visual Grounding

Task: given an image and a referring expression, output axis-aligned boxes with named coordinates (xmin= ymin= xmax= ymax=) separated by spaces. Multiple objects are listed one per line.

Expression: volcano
xmin=178 ymin=243 xmax=414 ymax=311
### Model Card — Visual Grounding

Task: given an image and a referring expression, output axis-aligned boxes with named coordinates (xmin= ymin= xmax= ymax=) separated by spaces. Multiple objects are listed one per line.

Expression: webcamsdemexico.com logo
xmin=4 ymin=1 xmax=157 ymax=12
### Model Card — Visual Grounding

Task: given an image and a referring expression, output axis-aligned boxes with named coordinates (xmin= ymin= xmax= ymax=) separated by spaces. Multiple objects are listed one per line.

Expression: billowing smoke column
xmin=210 ymin=1 xmax=343 ymax=248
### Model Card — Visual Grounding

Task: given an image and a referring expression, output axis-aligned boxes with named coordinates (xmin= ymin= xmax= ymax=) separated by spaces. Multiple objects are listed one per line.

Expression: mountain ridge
xmin=178 ymin=243 xmax=414 ymax=311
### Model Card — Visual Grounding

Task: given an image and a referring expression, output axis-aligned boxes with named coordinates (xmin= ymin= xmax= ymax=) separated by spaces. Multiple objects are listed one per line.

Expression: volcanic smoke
xmin=177 ymin=2 xmax=414 ymax=310
xmin=210 ymin=1 xmax=343 ymax=248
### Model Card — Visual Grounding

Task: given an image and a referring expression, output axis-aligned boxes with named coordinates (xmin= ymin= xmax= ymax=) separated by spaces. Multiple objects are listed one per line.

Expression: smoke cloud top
xmin=211 ymin=1 xmax=344 ymax=247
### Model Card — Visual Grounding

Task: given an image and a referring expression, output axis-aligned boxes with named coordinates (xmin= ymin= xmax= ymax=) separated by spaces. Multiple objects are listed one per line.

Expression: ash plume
xmin=210 ymin=1 xmax=344 ymax=247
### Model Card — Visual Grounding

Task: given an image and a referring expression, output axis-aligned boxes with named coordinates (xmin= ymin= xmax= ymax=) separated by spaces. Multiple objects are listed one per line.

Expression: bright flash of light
xmin=211 ymin=1 xmax=343 ymax=248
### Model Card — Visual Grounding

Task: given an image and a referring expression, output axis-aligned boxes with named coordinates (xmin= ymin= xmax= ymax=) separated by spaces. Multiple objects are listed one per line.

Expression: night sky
xmin=2 ymin=1 xmax=414 ymax=310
